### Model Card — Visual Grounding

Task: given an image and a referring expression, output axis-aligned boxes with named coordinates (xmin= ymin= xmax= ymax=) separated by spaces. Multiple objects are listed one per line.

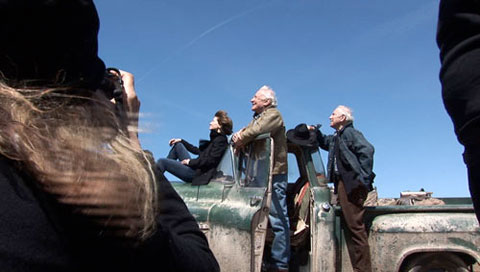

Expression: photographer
xmin=0 ymin=1 xmax=219 ymax=271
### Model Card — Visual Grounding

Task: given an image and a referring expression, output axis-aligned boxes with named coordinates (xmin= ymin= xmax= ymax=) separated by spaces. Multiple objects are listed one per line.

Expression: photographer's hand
xmin=119 ymin=70 xmax=141 ymax=149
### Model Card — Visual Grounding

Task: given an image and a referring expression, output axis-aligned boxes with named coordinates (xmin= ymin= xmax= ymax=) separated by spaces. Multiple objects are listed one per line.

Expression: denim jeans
xmin=269 ymin=173 xmax=290 ymax=270
xmin=167 ymin=142 xmax=191 ymax=161
xmin=156 ymin=143 xmax=196 ymax=183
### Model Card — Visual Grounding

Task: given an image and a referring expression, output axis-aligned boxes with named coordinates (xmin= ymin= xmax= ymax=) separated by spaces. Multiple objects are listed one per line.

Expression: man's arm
xmin=188 ymin=137 xmax=227 ymax=170
xmin=314 ymin=128 xmax=333 ymax=152
xmin=180 ymin=139 xmax=200 ymax=155
xmin=239 ymin=109 xmax=283 ymax=145
xmin=349 ymin=130 xmax=375 ymax=175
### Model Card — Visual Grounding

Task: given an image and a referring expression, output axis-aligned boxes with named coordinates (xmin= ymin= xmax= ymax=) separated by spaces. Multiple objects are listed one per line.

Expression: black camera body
xmin=99 ymin=67 xmax=128 ymax=131
xmin=101 ymin=67 xmax=124 ymax=104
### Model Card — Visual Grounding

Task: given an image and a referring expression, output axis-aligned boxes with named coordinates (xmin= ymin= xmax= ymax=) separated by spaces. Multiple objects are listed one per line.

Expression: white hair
xmin=257 ymin=85 xmax=278 ymax=107
xmin=336 ymin=105 xmax=354 ymax=123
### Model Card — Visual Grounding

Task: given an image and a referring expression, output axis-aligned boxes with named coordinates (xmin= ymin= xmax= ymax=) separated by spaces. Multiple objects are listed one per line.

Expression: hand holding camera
xmin=103 ymin=68 xmax=141 ymax=148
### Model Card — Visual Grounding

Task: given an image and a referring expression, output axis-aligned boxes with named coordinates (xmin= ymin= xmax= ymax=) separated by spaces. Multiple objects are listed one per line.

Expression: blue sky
xmin=95 ymin=0 xmax=467 ymax=198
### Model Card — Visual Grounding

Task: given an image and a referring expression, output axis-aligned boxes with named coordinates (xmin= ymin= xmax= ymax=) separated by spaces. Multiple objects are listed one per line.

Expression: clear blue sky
xmin=95 ymin=0 xmax=468 ymax=198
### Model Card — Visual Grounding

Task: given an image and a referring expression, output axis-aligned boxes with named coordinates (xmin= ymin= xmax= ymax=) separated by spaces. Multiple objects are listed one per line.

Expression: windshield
xmin=287 ymin=152 xmax=300 ymax=184
xmin=309 ymin=148 xmax=327 ymax=183
xmin=210 ymin=145 xmax=235 ymax=183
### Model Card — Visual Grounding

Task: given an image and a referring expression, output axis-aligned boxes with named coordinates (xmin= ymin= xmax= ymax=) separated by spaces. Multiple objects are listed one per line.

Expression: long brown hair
xmin=0 ymin=84 xmax=157 ymax=241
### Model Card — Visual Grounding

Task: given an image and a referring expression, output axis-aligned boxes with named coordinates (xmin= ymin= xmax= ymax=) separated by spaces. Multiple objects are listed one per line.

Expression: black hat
xmin=286 ymin=123 xmax=318 ymax=148
xmin=0 ymin=0 xmax=105 ymax=88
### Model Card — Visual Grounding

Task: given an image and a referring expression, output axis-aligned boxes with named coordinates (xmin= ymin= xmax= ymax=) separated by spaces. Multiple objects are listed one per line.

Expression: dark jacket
xmin=437 ymin=0 xmax=480 ymax=145
xmin=316 ymin=123 xmax=375 ymax=195
xmin=0 ymin=155 xmax=220 ymax=272
xmin=182 ymin=130 xmax=228 ymax=185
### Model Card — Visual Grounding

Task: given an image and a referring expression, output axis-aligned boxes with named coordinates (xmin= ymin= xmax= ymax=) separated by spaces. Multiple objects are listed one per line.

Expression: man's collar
xmin=252 ymin=106 xmax=276 ymax=118
xmin=336 ymin=122 xmax=353 ymax=133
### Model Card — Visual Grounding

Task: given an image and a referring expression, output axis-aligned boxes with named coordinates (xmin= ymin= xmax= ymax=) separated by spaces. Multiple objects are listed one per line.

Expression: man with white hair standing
xmin=309 ymin=105 xmax=375 ymax=272
xmin=232 ymin=85 xmax=289 ymax=272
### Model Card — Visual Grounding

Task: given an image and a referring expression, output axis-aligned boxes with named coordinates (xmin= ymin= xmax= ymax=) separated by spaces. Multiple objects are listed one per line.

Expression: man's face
xmin=329 ymin=107 xmax=345 ymax=130
xmin=250 ymin=90 xmax=270 ymax=114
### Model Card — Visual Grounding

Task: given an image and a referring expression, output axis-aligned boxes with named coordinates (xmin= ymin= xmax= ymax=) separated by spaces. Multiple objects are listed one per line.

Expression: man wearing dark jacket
xmin=437 ymin=0 xmax=480 ymax=224
xmin=310 ymin=105 xmax=374 ymax=272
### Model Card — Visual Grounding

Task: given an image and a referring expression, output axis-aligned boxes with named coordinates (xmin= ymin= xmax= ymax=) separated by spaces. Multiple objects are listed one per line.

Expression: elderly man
xmin=310 ymin=105 xmax=374 ymax=272
xmin=232 ymin=85 xmax=289 ymax=272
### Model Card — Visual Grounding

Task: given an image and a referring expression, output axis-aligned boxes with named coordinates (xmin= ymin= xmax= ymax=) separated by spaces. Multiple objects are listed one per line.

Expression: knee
xmin=156 ymin=159 xmax=166 ymax=172
xmin=172 ymin=142 xmax=185 ymax=151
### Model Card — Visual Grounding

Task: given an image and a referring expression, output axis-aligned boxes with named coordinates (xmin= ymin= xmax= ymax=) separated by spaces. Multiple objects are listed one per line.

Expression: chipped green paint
xmin=448 ymin=237 xmax=480 ymax=252
xmin=371 ymin=213 xmax=479 ymax=233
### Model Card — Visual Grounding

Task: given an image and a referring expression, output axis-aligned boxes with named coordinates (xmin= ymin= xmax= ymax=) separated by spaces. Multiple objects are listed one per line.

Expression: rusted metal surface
xmin=310 ymin=187 xmax=336 ymax=272
xmin=370 ymin=213 xmax=480 ymax=271
xmin=205 ymin=225 xmax=253 ymax=272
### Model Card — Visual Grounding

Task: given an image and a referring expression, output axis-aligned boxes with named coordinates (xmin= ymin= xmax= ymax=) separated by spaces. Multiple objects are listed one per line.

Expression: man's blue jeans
xmin=156 ymin=143 xmax=196 ymax=182
xmin=269 ymin=173 xmax=290 ymax=270
xmin=167 ymin=142 xmax=191 ymax=161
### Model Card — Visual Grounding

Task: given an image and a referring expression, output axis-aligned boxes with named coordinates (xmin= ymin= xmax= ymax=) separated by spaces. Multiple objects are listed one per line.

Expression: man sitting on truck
xmin=309 ymin=105 xmax=375 ymax=272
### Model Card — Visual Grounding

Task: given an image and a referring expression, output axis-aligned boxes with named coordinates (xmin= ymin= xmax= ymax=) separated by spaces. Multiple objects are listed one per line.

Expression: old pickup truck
xmin=170 ymin=133 xmax=480 ymax=272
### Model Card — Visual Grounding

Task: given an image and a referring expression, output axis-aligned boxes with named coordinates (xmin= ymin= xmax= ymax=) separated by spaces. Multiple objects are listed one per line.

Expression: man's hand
xmin=169 ymin=138 xmax=182 ymax=146
xmin=181 ymin=159 xmax=190 ymax=165
xmin=119 ymin=70 xmax=140 ymax=120
xmin=232 ymin=131 xmax=244 ymax=147
xmin=111 ymin=70 xmax=141 ymax=149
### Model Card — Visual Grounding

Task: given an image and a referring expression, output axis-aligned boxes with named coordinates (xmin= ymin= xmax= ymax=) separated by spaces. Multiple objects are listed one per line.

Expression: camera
xmin=99 ymin=67 xmax=128 ymax=131
xmin=100 ymin=67 xmax=124 ymax=104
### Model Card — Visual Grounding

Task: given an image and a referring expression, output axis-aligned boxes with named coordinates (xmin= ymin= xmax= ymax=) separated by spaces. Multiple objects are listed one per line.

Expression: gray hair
xmin=336 ymin=105 xmax=354 ymax=123
xmin=258 ymin=85 xmax=278 ymax=107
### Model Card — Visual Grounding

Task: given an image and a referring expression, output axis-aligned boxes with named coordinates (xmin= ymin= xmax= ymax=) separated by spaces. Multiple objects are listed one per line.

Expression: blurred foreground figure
xmin=437 ymin=0 xmax=480 ymax=223
xmin=0 ymin=1 xmax=219 ymax=271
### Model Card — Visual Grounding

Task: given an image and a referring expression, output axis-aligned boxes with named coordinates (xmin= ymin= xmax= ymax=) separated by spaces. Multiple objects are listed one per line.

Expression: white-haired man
xmin=232 ymin=85 xmax=289 ymax=272
xmin=309 ymin=105 xmax=375 ymax=272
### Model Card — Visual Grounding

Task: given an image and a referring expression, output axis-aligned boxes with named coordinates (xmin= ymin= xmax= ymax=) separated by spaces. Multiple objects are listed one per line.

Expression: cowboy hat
xmin=286 ymin=123 xmax=318 ymax=148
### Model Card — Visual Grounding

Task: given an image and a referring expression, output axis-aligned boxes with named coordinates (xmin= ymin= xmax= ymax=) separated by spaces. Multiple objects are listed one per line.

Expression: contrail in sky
xmin=138 ymin=2 xmax=269 ymax=82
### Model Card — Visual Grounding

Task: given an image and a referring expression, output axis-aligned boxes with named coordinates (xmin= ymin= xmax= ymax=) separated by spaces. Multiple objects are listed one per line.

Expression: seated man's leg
xmin=167 ymin=143 xmax=191 ymax=161
xmin=156 ymin=158 xmax=196 ymax=183
xmin=268 ymin=173 xmax=290 ymax=271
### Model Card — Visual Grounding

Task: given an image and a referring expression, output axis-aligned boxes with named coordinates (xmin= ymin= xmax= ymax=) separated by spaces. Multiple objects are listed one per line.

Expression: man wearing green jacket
xmin=232 ymin=85 xmax=289 ymax=272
